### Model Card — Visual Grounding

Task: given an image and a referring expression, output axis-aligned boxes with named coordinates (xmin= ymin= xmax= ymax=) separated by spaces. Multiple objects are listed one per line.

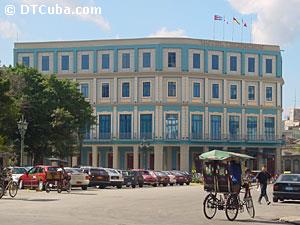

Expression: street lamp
xmin=17 ymin=115 xmax=28 ymax=166
xmin=140 ymin=138 xmax=150 ymax=169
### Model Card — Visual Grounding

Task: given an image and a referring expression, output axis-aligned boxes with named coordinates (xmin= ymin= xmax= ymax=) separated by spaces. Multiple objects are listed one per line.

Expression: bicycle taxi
xmin=45 ymin=167 xmax=71 ymax=193
xmin=200 ymin=150 xmax=255 ymax=221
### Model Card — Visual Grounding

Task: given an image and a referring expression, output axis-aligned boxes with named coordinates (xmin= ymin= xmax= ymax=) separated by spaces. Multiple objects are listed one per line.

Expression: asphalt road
xmin=0 ymin=184 xmax=299 ymax=225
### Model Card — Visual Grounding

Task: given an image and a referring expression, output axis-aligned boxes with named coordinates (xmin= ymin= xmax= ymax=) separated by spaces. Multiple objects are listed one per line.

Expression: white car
xmin=8 ymin=167 xmax=27 ymax=183
xmin=65 ymin=167 xmax=90 ymax=190
xmin=163 ymin=171 xmax=177 ymax=186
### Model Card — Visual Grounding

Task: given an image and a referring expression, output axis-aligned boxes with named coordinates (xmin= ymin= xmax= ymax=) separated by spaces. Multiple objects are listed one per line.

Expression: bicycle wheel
xmin=0 ymin=182 xmax=4 ymax=199
xmin=45 ymin=182 xmax=51 ymax=193
xmin=245 ymin=197 xmax=255 ymax=218
xmin=65 ymin=181 xmax=71 ymax=193
xmin=225 ymin=194 xmax=239 ymax=221
xmin=203 ymin=193 xmax=217 ymax=219
xmin=9 ymin=181 xmax=18 ymax=198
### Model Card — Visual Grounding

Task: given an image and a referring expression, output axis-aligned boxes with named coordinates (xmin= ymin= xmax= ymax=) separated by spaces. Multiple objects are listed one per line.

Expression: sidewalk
xmin=279 ymin=216 xmax=300 ymax=225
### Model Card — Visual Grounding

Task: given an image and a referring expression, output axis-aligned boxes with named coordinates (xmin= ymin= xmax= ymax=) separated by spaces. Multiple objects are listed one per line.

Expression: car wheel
xmin=117 ymin=185 xmax=122 ymax=189
xmin=132 ymin=185 xmax=136 ymax=188
xmin=163 ymin=183 xmax=167 ymax=187
xmin=126 ymin=184 xmax=130 ymax=188
xmin=98 ymin=185 xmax=105 ymax=189
xmin=273 ymin=197 xmax=278 ymax=203
xmin=152 ymin=183 xmax=157 ymax=187
xmin=139 ymin=184 xmax=143 ymax=188
xmin=81 ymin=185 xmax=88 ymax=190
xmin=170 ymin=183 xmax=174 ymax=186
xmin=186 ymin=182 xmax=190 ymax=185
xmin=179 ymin=183 xmax=184 ymax=186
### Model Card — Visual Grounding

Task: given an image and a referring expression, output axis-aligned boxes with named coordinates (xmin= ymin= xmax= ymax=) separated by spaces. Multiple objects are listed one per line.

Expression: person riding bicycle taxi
xmin=228 ymin=159 xmax=242 ymax=193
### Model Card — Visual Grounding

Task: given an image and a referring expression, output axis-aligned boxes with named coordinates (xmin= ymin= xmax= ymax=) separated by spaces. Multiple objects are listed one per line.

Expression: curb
xmin=279 ymin=217 xmax=300 ymax=225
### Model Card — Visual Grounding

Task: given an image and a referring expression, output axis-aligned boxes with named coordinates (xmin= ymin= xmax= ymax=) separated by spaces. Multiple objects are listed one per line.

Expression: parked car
xmin=118 ymin=170 xmax=141 ymax=188
xmin=132 ymin=169 xmax=158 ymax=187
xmin=163 ymin=171 xmax=176 ymax=186
xmin=154 ymin=171 xmax=170 ymax=186
xmin=64 ymin=167 xmax=90 ymax=190
xmin=81 ymin=167 xmax=124 ymax=189
xmin=170 ymin=171 xmax=187 ymax=185
xmin=7 ymin=167 xmax=27 ymax=183
xmin=273 ymin=174 xmax=300 ymax=202
xmin=180 ymin=171 xmax=192 ymax=185
xmin=19 ymin=165 xmax=59 ymax=190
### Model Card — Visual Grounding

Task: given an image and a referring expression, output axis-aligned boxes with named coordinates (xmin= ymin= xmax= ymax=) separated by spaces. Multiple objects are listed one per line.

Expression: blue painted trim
xmin=93 ymin=50 xmax=97 ymax=73
xmin=258 ymin=53 xmax=263 ymax=77
xmin=53 ymin=50 xmax=58 ymax=73
xmin=223 ymin=51 xmax=227 ymax=74
xmin=241 ymin=53 xmax=245 ymax=75
xmin=73 ymin=50 xmax=77 ymax=73
xmin=113 ymin=48 xmax=118 ymax=72
xmin=33 ymin=50 xmax=38 ymax=69
xmin=204 ymin=49 xmax=208 ymax=73
xmin=276 ymin=54 xmax=282 ymax=77
xmin=208 ymin=106 xmax=224 ymax=113
xmin=163 ymin=105 xmax=181 ymax=111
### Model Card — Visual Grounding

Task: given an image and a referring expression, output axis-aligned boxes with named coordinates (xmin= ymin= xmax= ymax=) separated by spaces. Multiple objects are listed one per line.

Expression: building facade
xmin=14 ymin=38 xmax=284 ymax=173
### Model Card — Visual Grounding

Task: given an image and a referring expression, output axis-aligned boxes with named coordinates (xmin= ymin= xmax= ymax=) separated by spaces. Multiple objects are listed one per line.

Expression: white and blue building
xmin=14 ymin=38 xmax=284 ymax=173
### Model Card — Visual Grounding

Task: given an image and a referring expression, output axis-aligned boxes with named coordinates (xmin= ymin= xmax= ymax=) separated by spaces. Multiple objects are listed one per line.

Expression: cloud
xmin=20 ymin=0 xmax=110 ymax=31
xmin=0 ymin=20 xmax=20 ymax=40
xmin=149 ymin=27 xmax=187 ymax=37
xmin=228 ymin=0 xmax=300 ymax=45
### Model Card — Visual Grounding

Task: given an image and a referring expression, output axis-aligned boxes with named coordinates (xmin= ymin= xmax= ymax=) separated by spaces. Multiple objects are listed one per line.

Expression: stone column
xmin=113 ymin=145 xmax=119 ymax=169
xmin=276 ymin=147 xmax=282 ymax=174
xmin=92 ymin=145 xmax=98 ymax=167
xmin=180 ymin=145 xmax=189 ymax=171
xmin=133 ymin=145 xmax=139 ymax=169
xmin=154 ymin=144 xmax=163 ymax=171
xmin=71 ymin=156 xmax=78 ymax=167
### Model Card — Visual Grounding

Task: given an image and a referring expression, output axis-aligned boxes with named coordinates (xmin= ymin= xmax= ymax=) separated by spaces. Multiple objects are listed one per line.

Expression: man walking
xmin=256 ymin=165 xmax=272 ymax=205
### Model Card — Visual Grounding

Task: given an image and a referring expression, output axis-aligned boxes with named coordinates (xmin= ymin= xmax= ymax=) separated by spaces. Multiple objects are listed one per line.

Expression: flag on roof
xmin=233 ymin=17 xmax=240 ymax=25
xmin=214 ymin=15 xmax=223 ymax=21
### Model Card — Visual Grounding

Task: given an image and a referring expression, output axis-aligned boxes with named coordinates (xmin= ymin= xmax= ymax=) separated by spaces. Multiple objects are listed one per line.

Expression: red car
xmin=132 ymin=169 xmax=158 ymax=187
xmin=19 ymin=165 xmax=60 ymax=190
xmin=170 ymin=171 xmax=187 ymax=185
xmin=154 ymin=171 xmax=170 ymax=186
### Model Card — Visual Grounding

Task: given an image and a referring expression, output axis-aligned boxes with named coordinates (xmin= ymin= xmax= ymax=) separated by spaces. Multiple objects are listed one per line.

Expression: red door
xmin=149 ymin=153 xmax=154 ymax=170
xmin=108 ymin=153 xmax=113 ymax=168
xmin=88 ymin=153 xmax=92 ymax=166
xmin=127 ymin=153 xmax=133 ymax=169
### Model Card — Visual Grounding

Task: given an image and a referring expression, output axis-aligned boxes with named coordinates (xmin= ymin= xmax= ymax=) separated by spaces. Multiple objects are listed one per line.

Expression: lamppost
xmin=140 ymin=138 xmax=150 ymax=169
xmin=17 ymin=115 xmax=28 ymax=166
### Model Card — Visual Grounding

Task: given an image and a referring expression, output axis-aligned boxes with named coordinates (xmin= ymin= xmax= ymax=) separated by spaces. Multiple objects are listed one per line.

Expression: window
xmin=102 ymin=83 xmax=109 ymax=98
xmin=81 ymin=84 xmax=89 ymax=98
xmin=230 ymin=56 xmax=237 ymax=71
xmin=140 ymin=114 xmax=152 ymax=139
xmin=81 ymin=55 xmax=89 ymax=70
xmin=191 ymin=114 xmax=203 ymax=139
xmin=122 ymin=53 xmax=130 ymax=69
xmin=266 ymin=59 xmax=272 ymax=74
xmin=248 ymin=86 xmax=255 ymax=100
xmin=230 ymin=85 xmax=237 ymax=100
xmin=42 ymin=56 xmax=49 ymax=71
xmin=265 ymin=117 xmax=275 ymax=140
xmin=193 ymin=82 xmax=200 ymax=98
xmin=143 ymin=82 xmax=151 ymax=97
xmin=165 ymin=114 xmax=179 ymax=139
xmin=247 ymin=116 xmax=257 ymax=140
xmin=102 ymin=54 xmax=110 ymax=69
xmin=168 ymin=52 xmax=176 ymax=68
xmin=229 ymin=116 xmax=240 ymax=140
xmin=143 ymin=52 xmax=151 ymax=68
xmin=61 ymin=55 xmax=69 ymax=71
xmin=168 ymin=82 xmax=176 ymax=97
xmin=99 ymin=115 xmax=111 ymax=139
xmin=193 ymin=53 xmax=201 ymax=69
xmin=212 ymin=55 xmax=219 ymax=70
xmin=119 ymin=114 xmax=132 ymax=139
xmin=83 ymin=124 xmax=90 ymax=139
xmin=122 ymin=82 xmax=130 ymax=97
xmin=266 ymin=87 xmax=273 ymax=101
xmin=211 ymin=115 xmax=221 ymax=140
xmin=212 ymin=84 xmax=219 ymax=99
xmin=22 ymin=56 xmax=30 ymax=67
xmin=248 ymin=57 xmax=255 ymax=73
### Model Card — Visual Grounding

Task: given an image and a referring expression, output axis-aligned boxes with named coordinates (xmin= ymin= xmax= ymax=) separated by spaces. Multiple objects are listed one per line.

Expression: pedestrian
xmin=256 ymin=165 xmax=272 ymax=205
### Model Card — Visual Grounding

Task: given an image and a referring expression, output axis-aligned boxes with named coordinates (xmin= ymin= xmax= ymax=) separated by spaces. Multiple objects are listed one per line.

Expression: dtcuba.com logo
xmin=4 ymin=4 xmax=101 ymax=16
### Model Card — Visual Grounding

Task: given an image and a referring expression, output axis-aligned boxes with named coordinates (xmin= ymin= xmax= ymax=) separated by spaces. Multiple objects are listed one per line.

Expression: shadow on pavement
xmin=281 ymin=200 xmax=300 ymax=204
xmin=1 ymin=198 xmax=59 ymax=202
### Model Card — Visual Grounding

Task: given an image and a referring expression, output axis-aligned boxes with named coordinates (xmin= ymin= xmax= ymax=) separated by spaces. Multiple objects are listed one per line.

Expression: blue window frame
xmin=247 ymin=116 xmax=257 ymax=140
xmin=22 ymin=56 xmax=30 ymax=67
xmin=102 ymin=54 xmax=110 ymax=69
xmin=248 ymin=86 xmax=255 ymax=100
xmin=165 ymin=114 xmax=179 ymax=139
xmin=212 ymin=55 xmax=219 ymax=70
xmin=102 ymin=83 xmax=109 ymax=98
xmin=266 ymin=87 xmax=272 ymax=101
xmin=122 ymin=82 xmax=130 ymax=97
xmin=229 ymin=116 xmax=240 ymax=140
xmin=61 ymin=55 xmax=69 ymax=71
xmin=193 ymin=53 xmax=201 ymax=69
xmin=193 ymin=82 xmax=200 ymax=98
xmin=168 ymin=52 xmax=176 ymax=68
xmin=248 ymin=57 xmax=255 ymax=72
xmin=168 ymin=82 xmax=176 ymax=97
xmin=230 ymin=84 xmax=237 ymax=100
xmin=122 ymin=53 xmax=130 ymax=69
xmin=230 ymin=56 xmax=237 ymax=71
xmin=143 ymin=82 xmax=151 ymax=97
xmin=212 ymin=84 xmax=219 ymax=99
xmin=42 ymin=56 xmax=49 ymax=71
xmin=119 ymin=114 xmax=132 ymax=139
xmin=81 ymin=55 xmax=89 ymax=70
xmin=99 ymin=115 xmax=111 ymax=139
xmin=81 ymin=84 xmax=89 ymax=98
xmin=143 ymin=52 xmax=151 ymax=68
xmin=191 ymin=114 xmax=203 ymax=139
xmin=211 ymin=115 xmax=221 ymax=140
xmin=264 ymin=117 xmax=275 ymax=140
xmin=140 ymin=114 xmax=152 ymax=139
xmin=266 ymin=59 xmax=272 ymax=74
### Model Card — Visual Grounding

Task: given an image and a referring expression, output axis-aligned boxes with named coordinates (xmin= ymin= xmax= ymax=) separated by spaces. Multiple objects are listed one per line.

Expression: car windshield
xmin=122 ymin=171 xmax=129 ymax=176
xmin=279 ymin=174 xmax=300 ymax=182
xmin=108 ymin=169 xmax=119 ymax=175
xmin=12 ymin=167 xmax=27 ymax=174
xmin=65 ymin=168 xmax=80 ymax=174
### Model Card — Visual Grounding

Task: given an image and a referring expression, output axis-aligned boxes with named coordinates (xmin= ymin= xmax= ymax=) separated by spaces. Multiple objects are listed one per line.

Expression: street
xmin=0 ymin=185 xmax=298 ymax=225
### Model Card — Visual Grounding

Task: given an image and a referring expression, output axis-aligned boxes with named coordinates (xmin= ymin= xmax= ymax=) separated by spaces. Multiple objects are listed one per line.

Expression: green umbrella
xmin=199 ymin=149 xmax=253 ymax=161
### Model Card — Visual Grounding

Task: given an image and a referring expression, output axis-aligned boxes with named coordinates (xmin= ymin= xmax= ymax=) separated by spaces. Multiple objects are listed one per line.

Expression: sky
xmin=0 ymin=0 xmax=299 ymax=114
